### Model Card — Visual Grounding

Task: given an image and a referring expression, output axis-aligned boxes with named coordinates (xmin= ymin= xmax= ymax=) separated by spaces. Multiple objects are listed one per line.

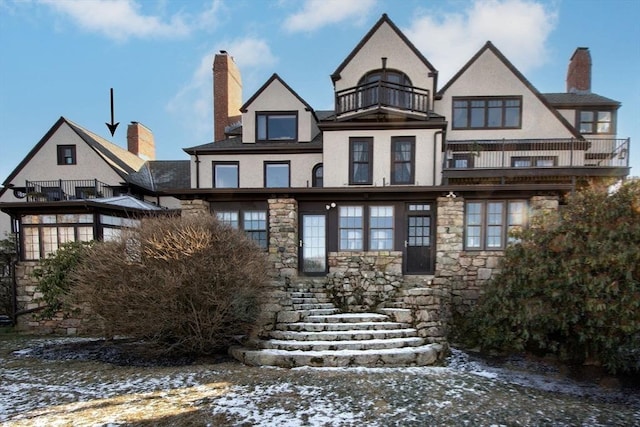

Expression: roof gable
xmin=1 ymin=117 xmax=146 ymax=198
xmin=437 ymin=42 xmax=581 ymax=138
xmin=331 ymin=14 xmax=437 ymax=83
xmin=240 ymin=73 xmax=315 ymax=116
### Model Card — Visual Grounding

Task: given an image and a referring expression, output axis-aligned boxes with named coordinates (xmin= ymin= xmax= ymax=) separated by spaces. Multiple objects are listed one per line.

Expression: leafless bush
xmin=70 ymin=214 xmax=271 ymax=355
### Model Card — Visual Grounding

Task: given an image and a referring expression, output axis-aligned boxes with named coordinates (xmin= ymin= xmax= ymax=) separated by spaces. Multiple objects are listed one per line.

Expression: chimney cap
xmin=219 ymin=50 xmax=227 ymax=54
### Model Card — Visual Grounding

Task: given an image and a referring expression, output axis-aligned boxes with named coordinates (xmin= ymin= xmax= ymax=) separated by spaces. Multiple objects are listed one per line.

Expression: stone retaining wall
xmin=326 ymin=251 xmax=403 ymax=312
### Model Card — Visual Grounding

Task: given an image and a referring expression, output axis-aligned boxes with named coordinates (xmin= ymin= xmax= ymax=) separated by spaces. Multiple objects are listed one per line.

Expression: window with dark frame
xmin=349 ymin=138 xmax=373 ymax=185
xmin=465 ymin=200 xmax=527 ymax=250
xmin=391 ymin=137 xmax=415 ymax=184
xmin=511 ymin=156 xmax=558 ymax=167
xmin=264 ymin=161 xmax=290 ymax=188
xmin=256 ymin=111 xmax=297 ymax=141
xmin=453 ymin=97 xmax=522 ymax=129
xmin=338 ymin=205 xmax=395 ymax=251
xmin=213 ymin=161 xmax=239 ymax=188
xmin=578 ymin=110 xmax=614 ymax=134
xmin=312 ymin=163 xmax=323 ymax=187
xmin=449 ymin=153 xmax=475 ymax=169
xmin=369 ymin=206 xmax=394 ymax=250
xmin=57 ymin=145 xmax=76 ymax=165
xmin=243 ymin=211 xmax=268 ymax=249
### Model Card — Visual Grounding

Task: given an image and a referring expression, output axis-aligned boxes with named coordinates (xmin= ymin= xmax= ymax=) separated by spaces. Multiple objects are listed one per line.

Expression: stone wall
xmin=434 ymin=195 xmax=560 ymax=316
xmin=14 ymin=261 xmax=96 ymax=335
xmin=268 ymin=198 xmax=298 ymax=278
xmin=326 ymin=251 xmax=403 ymax=312
xmin=180 ymin=199 xmax=211 ymax=218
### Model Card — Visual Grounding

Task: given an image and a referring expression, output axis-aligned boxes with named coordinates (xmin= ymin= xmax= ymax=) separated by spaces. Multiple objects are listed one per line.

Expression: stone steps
xmin=230 ymin=343 xmax=445 ymax=368
xmin=229 ymin=279 xmax=446 ymax=368
xmin=269 ymin=328 xmax=418 ymax=341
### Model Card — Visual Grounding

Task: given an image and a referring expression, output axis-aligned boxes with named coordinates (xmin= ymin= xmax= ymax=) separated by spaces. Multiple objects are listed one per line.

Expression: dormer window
xmin=256 ymin=111 xmax=297 ymax=141
xmin=578 ymin=110 xmax=614 ymax=134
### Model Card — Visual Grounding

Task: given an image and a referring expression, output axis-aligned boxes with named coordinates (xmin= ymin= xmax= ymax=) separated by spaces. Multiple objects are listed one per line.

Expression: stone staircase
xmin=229 ymin=279 xmax=445 ymax=368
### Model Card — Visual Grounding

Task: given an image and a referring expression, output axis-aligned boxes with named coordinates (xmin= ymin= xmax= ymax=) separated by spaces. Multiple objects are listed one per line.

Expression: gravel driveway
xmin=1 ymin=336 xmax=638 ymax=426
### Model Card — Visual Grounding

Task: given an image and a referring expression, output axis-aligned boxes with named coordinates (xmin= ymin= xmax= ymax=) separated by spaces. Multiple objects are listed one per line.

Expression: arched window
xmin=312 ymin=163 xmax=323 ymax=187
xmin=358 ymin=69 xmax=412 ymax=109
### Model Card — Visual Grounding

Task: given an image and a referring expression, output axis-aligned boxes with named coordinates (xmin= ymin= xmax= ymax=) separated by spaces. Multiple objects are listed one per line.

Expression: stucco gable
xmin=437 ymin=42 xmax=580 ymax=138
xmin=331 ymin=14 xmax=437 ymax=86
xmin=241 ymin=73 xmax=315 ymax=116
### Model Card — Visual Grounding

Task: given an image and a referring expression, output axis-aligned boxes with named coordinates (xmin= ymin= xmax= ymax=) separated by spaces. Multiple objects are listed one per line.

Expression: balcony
xmin=443 ymin=138 xmax=630 ymax=183
xmin=24 ymin=179 xmax=116 ymax=202
xmin=335 ymin=81 xmax=430 ymax=117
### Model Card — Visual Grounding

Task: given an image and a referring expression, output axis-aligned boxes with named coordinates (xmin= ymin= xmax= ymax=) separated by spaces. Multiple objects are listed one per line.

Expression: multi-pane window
xmin=465 ymin=200 xmax=527 ymax=250
xmin=243 ymin=211 xmax=267 ymax=249
xmin=511 ymin=156 xmax=557 ymax=167
xmin=579 ymin=110 xmax=614 ymax=134
xmin=213 ymin=162 xmax=239 ymax=188
xmin=57 ymin=145 xmax=76 ymax=165
xmin=256 ymin=112 xmax=297 ymax=141
xmin=349 ymin=138 xmax=373 ymax=185
xmin=339 ymin=206 xmax=363 ymax=250
xmin=265 ymin=162 xmax=290 ymax=188
xmin=369 ymin=206 xmax=393 ymax=250
xmin=391 ymin=138 xmax=415 ymax=184
xmin=216 ymin=211 xmax=239 ymax=229
xmin=453 ymin=97 xmax=522 ymax=129
xmin=21 ymin=213 xmax=94 ymax=260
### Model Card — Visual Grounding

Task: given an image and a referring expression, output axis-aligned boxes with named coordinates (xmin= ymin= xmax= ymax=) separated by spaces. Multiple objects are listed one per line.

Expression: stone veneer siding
xmin=268 ymin=198 xmax=298 ymax=278
xmin=434 ymin=195 xmax=559 ymax=316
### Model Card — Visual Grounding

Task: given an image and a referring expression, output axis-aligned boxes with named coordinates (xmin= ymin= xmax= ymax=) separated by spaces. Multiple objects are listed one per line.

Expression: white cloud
xmin=284 ymin=0 xmax=377 ymax=33
xmin=166 ymin=37 xmax=277 ymax=141
xmin=38 ymin=0 xmax=223 ymax=41
xmin=404 ymin=0 xmax=557 ymax=82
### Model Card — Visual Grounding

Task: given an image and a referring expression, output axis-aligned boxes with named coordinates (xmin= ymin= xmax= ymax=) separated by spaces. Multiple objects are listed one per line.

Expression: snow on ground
xmin=1 ymin=337 xmax=638 ymax=426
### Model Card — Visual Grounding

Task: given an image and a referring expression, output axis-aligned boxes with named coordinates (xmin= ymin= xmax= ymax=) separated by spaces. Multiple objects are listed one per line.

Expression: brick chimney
xmin=127 ymin=121 xmax=155 ymax=161
xmin=566 ymin=47 xmax=591 ymax=93
xmin=213 ymin=51 xmax=242 ymax=142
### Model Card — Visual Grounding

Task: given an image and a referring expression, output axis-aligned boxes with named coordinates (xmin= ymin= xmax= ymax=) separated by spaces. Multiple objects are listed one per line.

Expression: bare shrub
xmin=70 ymin=214 xmax=271 ymax=355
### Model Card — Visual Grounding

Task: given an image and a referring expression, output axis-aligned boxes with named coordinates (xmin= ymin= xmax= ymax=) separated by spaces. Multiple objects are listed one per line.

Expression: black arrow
xmin=105 ymin=87 xmax=119 ymax=136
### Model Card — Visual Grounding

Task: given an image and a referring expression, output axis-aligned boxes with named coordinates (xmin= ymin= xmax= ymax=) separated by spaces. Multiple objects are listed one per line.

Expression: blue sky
xmin=1 ymin=0 xmax=639 ymax=182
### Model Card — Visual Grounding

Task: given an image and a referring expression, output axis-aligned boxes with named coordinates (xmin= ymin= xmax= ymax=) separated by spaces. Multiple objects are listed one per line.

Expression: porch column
xmin=268 ymin=198 xmax=298 ymax=277
xmin=180 ymin=199 xmax=211 ymax=218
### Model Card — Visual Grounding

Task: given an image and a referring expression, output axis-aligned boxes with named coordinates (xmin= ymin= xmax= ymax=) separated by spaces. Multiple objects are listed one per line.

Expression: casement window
xmin=578 ymin=110 xmax=614 ymax=134
xmin=57 ymin=145 xmax=76 ymax=165
xmin=349 ymin=138 xmax=373 ymax=185
xmin=264 ymin=161 xmax=290 ymax=188
xmin=215 ymin=210 xmax=268 ymax=249
xmin=243 ymin=211 xmax=268 ymax=249
xmin=213 ymin=161 xmax=239 ymax=188
xmin=256 ymin=112 xmax=297 ymax=141
xmin=339 ymin=205 xmax=394 ymax=251
xmin=465 ymin=200 xmax=527 ymax=250
xmin=511 ymin=156 xmax=558 ymax=167
xmin=391 ymin=137 xmax=415 ymax=184
xmin=21 ymin=213 xmax=95 ymax=260
xmin=453 ymin=97 xmax=522 ymax=129
xmin=312 ymin=163 xmax=323 ymax=187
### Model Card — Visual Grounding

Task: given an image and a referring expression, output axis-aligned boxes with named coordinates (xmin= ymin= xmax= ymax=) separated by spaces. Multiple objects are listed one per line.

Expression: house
xmin=0 ymin=14 xmax=630 ymax=362
xmin=182 ymin=14 xmax=628 ymax=282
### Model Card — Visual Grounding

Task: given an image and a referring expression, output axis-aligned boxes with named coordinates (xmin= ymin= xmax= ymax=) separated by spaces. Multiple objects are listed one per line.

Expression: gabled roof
xmin=331 ymin=14 xmax=437 ymax=83
xmin=542 ymin=92 xmax=621 ymax=108
xmin=240 ymin=73 xmax=316 ymax=120
xmin=1 ymin=117 xmax=146 ymax=197
xmin=127 ymin=160 xmax=191 ymax=192
xmin=437 ymin=42 xmax=582 ymax=139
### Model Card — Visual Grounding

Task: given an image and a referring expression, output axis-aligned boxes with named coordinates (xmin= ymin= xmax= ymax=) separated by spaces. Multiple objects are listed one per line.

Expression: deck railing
xmin=335 ymin=81 xmax=430 ymax=116
xmin=25 ymin=179 xmax=114 ymax=202
xmin=443 ymin=138 xmax=630 ymax=170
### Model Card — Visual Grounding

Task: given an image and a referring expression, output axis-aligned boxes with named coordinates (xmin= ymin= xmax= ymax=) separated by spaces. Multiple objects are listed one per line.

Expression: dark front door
xmin=300 ymin=213 xmax=327 ymax=275
xmin=405 ymin=204 xmax=433 ymax=274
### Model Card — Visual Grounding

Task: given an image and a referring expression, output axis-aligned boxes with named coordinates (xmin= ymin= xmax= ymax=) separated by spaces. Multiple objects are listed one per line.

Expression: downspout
xmin=194 ymin=150 xmax=201 ymax=189
xmin=9 ymin=216 xmax=19 ymax=326
xmin=433 ymin=130 xmax=444 ymax=186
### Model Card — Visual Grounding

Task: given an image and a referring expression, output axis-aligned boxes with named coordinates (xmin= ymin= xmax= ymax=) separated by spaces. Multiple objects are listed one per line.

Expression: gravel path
xmin=1 ymin=336 xmax=638 ymax=426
